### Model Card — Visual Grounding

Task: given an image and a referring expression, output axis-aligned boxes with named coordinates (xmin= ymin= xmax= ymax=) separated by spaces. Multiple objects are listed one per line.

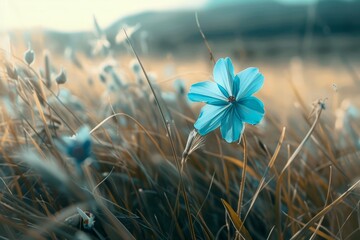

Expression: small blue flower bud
xmin=55 ymin=68 xmax=67 ymax=84
xmin=130 ymin=59 xmax=141 ymax=74
xmin=99 ymin=72 xmax=107 ymax=83
xmin=24 ymin=45 xmax=35 ymax=65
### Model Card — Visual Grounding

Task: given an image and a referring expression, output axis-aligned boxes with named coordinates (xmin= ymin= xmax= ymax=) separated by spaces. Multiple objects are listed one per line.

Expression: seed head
xmin=181 ymin=129 xmax=205 ymax=166
xmin=76 ymin=207 xmax=95 ymax=230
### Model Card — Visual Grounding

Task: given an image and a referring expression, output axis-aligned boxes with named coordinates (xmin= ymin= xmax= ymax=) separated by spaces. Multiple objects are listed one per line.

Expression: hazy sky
xmin=0 ymin=0 xmax=322 ymax=32
xmin=0 ymin=0 xmax=206 ymax=32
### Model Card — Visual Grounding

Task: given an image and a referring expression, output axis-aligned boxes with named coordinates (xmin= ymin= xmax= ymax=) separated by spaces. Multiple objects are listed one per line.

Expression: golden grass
xmin=0 ymin=37 xmax=359 ymax=239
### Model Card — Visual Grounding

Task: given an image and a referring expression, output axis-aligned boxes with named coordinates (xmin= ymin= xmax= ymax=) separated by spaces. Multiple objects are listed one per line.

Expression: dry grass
xmin=0 ymin=34 xmax=359 ymax=240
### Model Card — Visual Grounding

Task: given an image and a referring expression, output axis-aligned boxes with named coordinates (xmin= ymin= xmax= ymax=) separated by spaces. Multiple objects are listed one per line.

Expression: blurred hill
xmin=21 ymin=0 xmax=360 ymax=59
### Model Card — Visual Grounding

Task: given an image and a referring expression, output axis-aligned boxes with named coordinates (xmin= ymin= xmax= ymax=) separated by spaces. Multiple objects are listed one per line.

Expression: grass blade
xmin=221 ymin=199 xmax=253 ymax=240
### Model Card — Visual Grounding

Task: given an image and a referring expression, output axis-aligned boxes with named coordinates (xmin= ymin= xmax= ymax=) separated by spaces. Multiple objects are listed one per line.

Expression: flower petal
xmin=77 ymin=125 xmax=91 ymax=143
xmin=188 ymin=81 xmax=228 ymax=105
xmin=213 ymin=58 xmax=235 ymax=96
xmin=194 ymin=104 xmax=230 ymax=135
xmin=235 ymin=96 xmax=265 ymax=125
xmin=235 ymin=67 xmax=264 ymax=99
xmin=232 ymin=76 xmax=240 ymax=98
xmin=220 ymin=107 xmax=244 ymax=143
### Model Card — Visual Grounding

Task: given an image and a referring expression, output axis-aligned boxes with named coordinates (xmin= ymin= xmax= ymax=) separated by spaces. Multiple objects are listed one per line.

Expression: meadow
xmin=0 ymin=12 xmax=360 ymax=240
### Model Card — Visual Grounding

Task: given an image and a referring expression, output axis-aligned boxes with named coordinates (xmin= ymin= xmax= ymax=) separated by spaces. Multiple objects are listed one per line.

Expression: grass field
xmin=0 ymin=17 xmax=360 ymax=239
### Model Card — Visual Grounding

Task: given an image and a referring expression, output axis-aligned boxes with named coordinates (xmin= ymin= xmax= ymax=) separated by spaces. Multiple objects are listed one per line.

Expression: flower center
xmin=228 ymin=96 xmax=236 ymax=103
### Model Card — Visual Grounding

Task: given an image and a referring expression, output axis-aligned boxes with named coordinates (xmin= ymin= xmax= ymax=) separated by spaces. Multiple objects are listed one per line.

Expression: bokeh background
xmin=2 ymin=0 xmax=359 ymax=123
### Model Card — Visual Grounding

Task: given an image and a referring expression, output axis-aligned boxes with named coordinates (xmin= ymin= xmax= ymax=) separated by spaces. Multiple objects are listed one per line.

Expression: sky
xmin=0 ymin=0 xmax=206 ymax=32
xmin=0 ymin=0 xmax=324 ymax=32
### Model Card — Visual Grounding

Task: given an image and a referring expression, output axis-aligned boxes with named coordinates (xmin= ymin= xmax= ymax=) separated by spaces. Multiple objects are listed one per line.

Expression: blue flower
xmin=58 ymin=125 xmax=92 ymax=164
xmin=188 ymin=57 xmax=265 ymax=143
